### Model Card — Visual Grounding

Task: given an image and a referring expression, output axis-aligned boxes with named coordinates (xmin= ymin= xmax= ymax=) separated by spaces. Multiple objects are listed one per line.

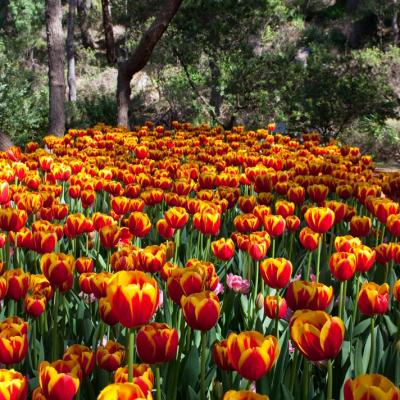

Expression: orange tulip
xmin=262 ymin=215 xmax=285 ymax=237
xmin=97 ymin=383 xmax=151 ymax=400
xmin=290 ymin=310 xmax=344 ymax=362
xmin=285 ymin=280 xmax=333 ymax=311
xmin=156 ymin=218 xmax=175 ymax=239
xmin=40 ymin=252 xmax=75 ymax=288
xmin=136 ymin=322 xmax=178 ymax=364
xmin=181 ymin=291 xmax=220 ymax=331
xmin=63 ymin=344 xmax=95 ymax=377
xmin=344 ymin=374 xmax=400 ymax=400
xmin=349 ymin=216 xmax=371 ymax=237
xmin=227 ymin=331 xmax=279 ymax=380
xmin=350 ymin=245 xmax=376 ymax=273
xmin=0 ymin=328 xmax=28 ymax=365
xmin=357 ymin=282 xmax=389 ymax=316
xmin=264 ymin=295 xmax=287 ymax=319
xmin=223 ymin=391 xmax=270 ymax=400
xmin=212 ymin=339 xmax=234 ymax=371
xmin=211 ymin=238 xmax=235 ymax=261
xmin=0 ymin=369 xmax=28 ymax=400
xmin=139 ymin=245 xmax=166 ymax=273
xmin=24 ymin=294 xmax=46 ymax=318
xmin=164 ymin=206 xmax=189 ymax=230
xmin=96 ymin=340 xmax=126 ymax=372
xmin=38 ymin=360 xmax=81 ymax=400
xmin=0 ymin=208 xmax=27 ymax=232
xmin=260 ymin=258 xmax=292 ymax=289
xmin=128 ymin=212 xmax=152 ymax=238
xmin=329 ymin=252 xmax=356 ymax=281
xmin=114 ymin=363 xmax=154 ymax=394
xmin=107 ymin=271 xmax=159 ymax=329
xmin=304 ymin=207 xmax=335 ymax=234
xmin=5 ymin=269 xmax=30 ymax=301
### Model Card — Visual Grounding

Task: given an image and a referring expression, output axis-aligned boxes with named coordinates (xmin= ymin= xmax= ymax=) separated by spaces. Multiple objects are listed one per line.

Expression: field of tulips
xmin=0 ymin=121 xmax=399 ymax=400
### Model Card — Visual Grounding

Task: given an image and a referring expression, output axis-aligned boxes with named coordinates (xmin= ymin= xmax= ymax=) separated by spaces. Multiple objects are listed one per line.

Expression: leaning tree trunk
xmin=116 ymin=0 xmax=183 ymax=128
xmin=67 ymin=0 xmax=77 ymax=101
xmin=77 ymin=0 xmax=94 ymax=48
xmin=45 ymin=0 xmax=66 ymax=136
xmin=101 ymin=0 xmax=116 ymax=65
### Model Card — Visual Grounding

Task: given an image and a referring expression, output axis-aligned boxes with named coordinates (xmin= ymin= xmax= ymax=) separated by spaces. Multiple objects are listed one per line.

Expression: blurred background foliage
xmin=1 ymin=0 xmax=400 ymax=162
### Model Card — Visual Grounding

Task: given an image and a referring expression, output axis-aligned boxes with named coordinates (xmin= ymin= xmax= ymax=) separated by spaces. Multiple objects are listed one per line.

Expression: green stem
xmin=200 ymin=331 xmax=207 ymax=400
xmin=327 ymin=359 xmax=333 ymax=400
xmin=306 ymin=251 xmax=312 ymax=282
xmin=339 ymin=281 xmax=344 ymax=320
xmin=51 ymin=288 xmax=59 ymax=361
xmin=174 ymin=229 xmax=181 ymax=265
xmin=288 ymin=232 xmax=294 ymax=261
xmin=351 ymin=274 xmax=361 ymax=338
xmin=272 ymin=238 xmax=276 ymax=258
xmin=128 ymin=328 xmax=136 ymax=382
xmin=316 ymin=238 xmax=322 ymax=283
xmin=253 ymin=260 xmax=259 ymax=326
xmin=368 ymin=317 xmax=376 ymax=373
xmin=156 ymin=366 xmax=162 ymax=400
xmin=275 ymin=293 xmax=280 ymax=341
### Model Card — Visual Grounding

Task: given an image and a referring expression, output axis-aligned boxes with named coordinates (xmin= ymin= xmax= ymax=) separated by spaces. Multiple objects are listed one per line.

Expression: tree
xmin=116 ymin=0 xmax=183 ymax=128
xmin=101 ymin=0 xmax=116 ymax=65
xmin=45 ymin=0 xmax=65 ymax=136
xmin=67 ymin=0 xmax=77 ymax=102
xmin=77 ymin=0 xmax=94 ymax=48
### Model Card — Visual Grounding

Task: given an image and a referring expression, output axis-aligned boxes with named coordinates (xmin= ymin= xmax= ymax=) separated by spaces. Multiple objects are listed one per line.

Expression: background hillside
xmin=1 ymin=0 xmax=400 ymax=161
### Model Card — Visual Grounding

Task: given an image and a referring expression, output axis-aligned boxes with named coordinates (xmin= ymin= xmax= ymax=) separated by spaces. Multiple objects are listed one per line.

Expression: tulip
xmin=5 ymin=269 xmax=30 ymax=301
xmin=227 ymin=331 xmax=279 ymax=380
xmin=64 ymin=213 xmax=92 ymax=238
xmin=286 ymin=215 xmax=300 ymax=232
xmin=96 ymin=340 xmax=125 ymax=372
xmin=0 ymin=369 xmax=28 ymax=400
xmin=387 ymin=213 xmax=400 ymax=237
xmin=0 ymin=208 xmax=27 ymax=232
xmin=139 ymin=245 xmax=166 ymax=273
xmin=357 ymin=282 xmax=389 ymax=316
xmin=262 ymin=215 xmax=285 ymax=237
xmin=114 ymin=363 xmax=154 ymax=394
xmin=350 ymin=245 xmax=376 ymax=273
xmin=299 ymin=227 xmax=320 ymax=251
xmin=264 ymin=295 xmax=287 ymax=320
xmin=164 ymin=206 xmax=189 ymax=229
xmin=334 ymin=235 xmax=362 ymax=252
xmin=111 ymin=196 xmax=132 ymax=216
xmin=212 ymin=339 xmax=234 ymax=371
xmin=290 ymin=310 xmax=344 ymax=362
xmin=287 ymin=185 xmax=305 ymax=205
xmin=329 ymin=252 xmax=356 ymax=281
xmin=233 ymin=214 xmax=260 ymax=233
xmin=181 ymin=291 xmax=220 ymax=331
xmin=40 ymin=252 xmax=75 ymax=288
xmin=211 ymin=238 xmax=235 ymax=261
xmin=63 ymin=344 xmax=94 ymax=377
xmin=275 ymin=200 xmax=295 ymax=218
xmin=223 ymin=391 xmax=270 ymax=400
xmin=38 ymin=360 xmax=81 ymax=400
xmin=308 ymin=184 xmax=329 ymax=204
xmin=304 ymin=207 xmax=335 ymax=234
xmin=99 ymin=224 xmax=122 ymax=249
xmin=0 ymin=328 xmax=28 ymax=365
xmin=247 ymin=234 xmax=269 ymax=261
xmin=156 ymin=218 xmax=175 ymax=239
xmin=285 ymin=280 xmax=333 ymax=311
xmin=24 ymin=294 xmax=46 ymax=318
xmin=31 ymin=231 xmax=58 ymax=254
xmin=128 ymin=212 xmax=152 ymax=238
xmin=260 ymin=257 xmax=292 ymax=289
xmin=350 ymin=216 xmax=371 ymax=237
xmin=97 ymin=383 xmax=151 ymax=400
xmin=136 ymin=322 xmax=178 ymax=364
xmin=75 ymin=257 xmax=94 ymax=274
xmin=344 ymin=373 xmax=400 ymax=400
xmin=99 ymin=297 xmax=119 ymax=326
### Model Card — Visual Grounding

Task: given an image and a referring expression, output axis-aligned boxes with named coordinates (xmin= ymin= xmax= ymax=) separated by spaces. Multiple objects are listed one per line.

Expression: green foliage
xmin=0 ymin=59 xmax=48 ymax=146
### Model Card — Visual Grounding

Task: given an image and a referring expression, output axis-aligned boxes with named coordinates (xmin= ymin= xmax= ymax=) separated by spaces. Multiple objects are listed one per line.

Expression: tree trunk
xmin=393 ymin=0 xmax=400 ymax=45
xmin=116 ymin=0 xmax=183 ymax=128
xmin=67 ymin=0 xmax=77 ymax=102
xmin=101 ymin=0 xmax=116 ymax=65
xmin=77 ymin=0 xmax=94 ymax=48
xmin=209 ymin=59 xmax=222 ymax=118
xmin=45 ymin=0 xmax=66 ymax=136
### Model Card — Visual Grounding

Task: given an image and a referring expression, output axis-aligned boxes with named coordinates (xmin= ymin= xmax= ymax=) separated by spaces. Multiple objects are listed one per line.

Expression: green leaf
xmin=362 ymin=332 xmax=372 ymax=373
xmin=353 ymin=318 xmax=371 ymax=337
xmin=181 ymin=346 xmax=200 ymax=392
